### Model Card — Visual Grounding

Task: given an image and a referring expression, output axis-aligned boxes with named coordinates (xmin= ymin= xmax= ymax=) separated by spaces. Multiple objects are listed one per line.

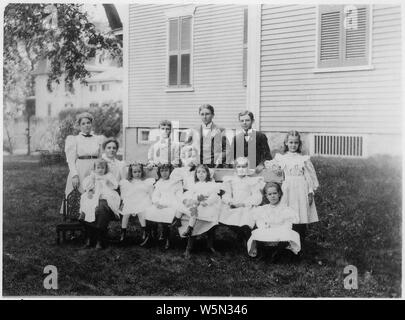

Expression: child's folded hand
xmin=197 ymin=194 xmax=208 ymax=202
xmin=87 ymin=190 xmax=95 ymax=199
xmin=308 ymin=193 xmax=314 ymax=206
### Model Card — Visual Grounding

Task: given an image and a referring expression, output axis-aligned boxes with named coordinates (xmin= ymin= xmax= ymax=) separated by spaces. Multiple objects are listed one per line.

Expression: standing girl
xmin=119 ymin=162 xmax=155 ymax=243
xmin=144 ymin=163 xmax=183 ymax=249
xmin=247 ymin=182 xmax=300 ymax=260
xmin=267 ymin=130 xmax=319 ymax=248
xmin=79 ymin=159 xmax=120 ymax=249
xmin=219 ymin=157 xmax=265 ymax=247
xmin=178 ymin=164 xmax=221 ymax=258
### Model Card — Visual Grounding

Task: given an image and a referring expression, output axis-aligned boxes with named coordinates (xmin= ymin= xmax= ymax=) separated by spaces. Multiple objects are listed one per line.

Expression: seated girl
xmin=176 ymin=164 xmax=221 ymax=258
xmin=119 ymin=162 xmax=155 ymax=243
xmin=247 ymin=182 xmax=301 ymax=261
xmin=219 ymin=157 xmax=265 ymax=247
xmin=79 ymin=159 xmax=120 ymax=249
xmin=144 ymin=163 xmax=183 ymax=249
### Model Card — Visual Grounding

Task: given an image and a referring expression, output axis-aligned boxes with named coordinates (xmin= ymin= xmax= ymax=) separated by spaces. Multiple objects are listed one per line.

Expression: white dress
xmin=64 ymin=133 xmax=105 ymax=196
xmin=272 ymin=152 xmax=319 ymax=224
xmin=247 ymin=203 xmax=301 ymax=256
xmin=178 ymin=181 xmax=221 ymax=237
xmin=145 ymin=178 xmax=183 ymax=223
xmin=80 ymin=172 xmax=121 ymax=223
xmin=120 ymin=178 xmax=155 ymax=217
xmin=219 ymin=175 xmax=265 ymax=228
xmin=102 ymin=154 xmax=126 ymax=182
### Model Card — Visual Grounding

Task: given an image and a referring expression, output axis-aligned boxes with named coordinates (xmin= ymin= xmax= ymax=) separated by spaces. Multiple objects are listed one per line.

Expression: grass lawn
xmin=2 ymin=156 xmax=401 ymax=297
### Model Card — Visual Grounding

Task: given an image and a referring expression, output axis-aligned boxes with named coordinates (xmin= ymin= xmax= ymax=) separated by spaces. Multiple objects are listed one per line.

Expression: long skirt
xmin=61 ymin=158 xmax=97 ymax=213
xmin=282 ymin=176 xmax=318 ymax=223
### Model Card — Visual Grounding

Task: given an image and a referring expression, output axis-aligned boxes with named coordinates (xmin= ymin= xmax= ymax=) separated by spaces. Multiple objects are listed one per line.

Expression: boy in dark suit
xmin=231 ymin=110 xmax=272 ymax=172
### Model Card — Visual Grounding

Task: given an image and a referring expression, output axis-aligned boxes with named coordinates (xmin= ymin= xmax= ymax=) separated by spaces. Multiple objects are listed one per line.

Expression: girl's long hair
xmin=157 ymin=163 xmax=173 ymax=180
xmin=127 ymin=162 xmax=145 ymax=181
xmin=283 ymin=130 xmax=303 ymax=153
xmin=194 ymin=164 xmax=212 ymax=183
xmin=261 ymin=182 xmax=283 ymax=205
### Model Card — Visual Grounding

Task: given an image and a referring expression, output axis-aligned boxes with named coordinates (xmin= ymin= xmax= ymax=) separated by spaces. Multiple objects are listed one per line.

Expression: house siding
xmin=128 ymin=4 xmax=247 ymax=130
xmin=260 ymin=4 xmax=402 ymax=135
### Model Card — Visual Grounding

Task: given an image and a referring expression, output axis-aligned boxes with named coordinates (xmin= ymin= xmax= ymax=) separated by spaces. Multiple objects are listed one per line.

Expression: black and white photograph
xmin=1 ymin=0 xmax=402 ymax=299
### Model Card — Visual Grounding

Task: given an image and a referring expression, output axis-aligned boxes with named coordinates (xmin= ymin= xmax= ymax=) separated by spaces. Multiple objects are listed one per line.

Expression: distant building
xmin=33 ymin=59 xmax=123 ymax=118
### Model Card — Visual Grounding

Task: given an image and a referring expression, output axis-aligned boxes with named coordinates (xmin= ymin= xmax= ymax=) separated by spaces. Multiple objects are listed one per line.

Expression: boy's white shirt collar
xmin=202 ymin=122 xmax=213 ymax=129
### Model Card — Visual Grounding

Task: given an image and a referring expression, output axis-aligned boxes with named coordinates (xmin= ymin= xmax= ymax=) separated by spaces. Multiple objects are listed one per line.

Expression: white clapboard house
xmin=123 ymin=4 xmax=402 ymax=161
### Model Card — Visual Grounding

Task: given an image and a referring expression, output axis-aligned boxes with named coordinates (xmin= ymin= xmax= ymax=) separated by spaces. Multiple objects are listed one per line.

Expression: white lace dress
xmin=271 ymin=152 xmax=319 ymax=224
xmin=80 ymin=172 xmax=120 ymax=223
xmin=145 ymin=178 xmax=183 ymax=223
xmin=219 ymin=175 xmax=265 ymax=228
xmin=120 ymin=178 xmax=155 ymax=217
xmin=247 ymin=203 xmax=301 ymax=256
xmin=178 ymin=181 xmax=221 ymax=237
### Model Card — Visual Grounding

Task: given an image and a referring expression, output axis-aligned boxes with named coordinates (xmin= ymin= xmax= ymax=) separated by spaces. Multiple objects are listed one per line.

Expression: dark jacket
xmin=231 ymin=129 xmax=272 ymax=168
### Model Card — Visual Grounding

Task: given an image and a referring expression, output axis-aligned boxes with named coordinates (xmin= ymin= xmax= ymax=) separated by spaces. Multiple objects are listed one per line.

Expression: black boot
xmin=207 ymin=228 xmax=217 ymax=254
xmin=120 ymin=228 xmax=127 ymax=242
xmin=163 ymin=225 xmax=170 ymax=250
xmin=183 ymin=237 xmax=195 ymax=259
xmin=182 ymin=226 xmax=193 ymax=238
xmin=140 ymin=223 xmax=151 ymax=247
xmin=171 ymin=217 xmax=182 ymax=228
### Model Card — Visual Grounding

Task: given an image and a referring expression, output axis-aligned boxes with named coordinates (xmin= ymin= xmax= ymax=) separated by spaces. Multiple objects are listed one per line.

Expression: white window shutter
xmin=318 ymin=6 xmax=342 ymax=68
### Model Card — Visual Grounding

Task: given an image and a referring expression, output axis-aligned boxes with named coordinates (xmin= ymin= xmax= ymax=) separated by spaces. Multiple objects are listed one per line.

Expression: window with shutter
xmin=317 ymin=5 xmax=370 ymax=70
xmin=167 ymin=15 xmax=193 ymax=88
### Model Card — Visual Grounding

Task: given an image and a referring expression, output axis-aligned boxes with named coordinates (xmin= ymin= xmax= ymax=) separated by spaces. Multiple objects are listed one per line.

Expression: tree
xmin=3 ymin=3 xmax=122 ymax=111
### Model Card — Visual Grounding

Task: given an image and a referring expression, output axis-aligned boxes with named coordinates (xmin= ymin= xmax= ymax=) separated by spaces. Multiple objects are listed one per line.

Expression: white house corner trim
xmin=122 ymin=4 xmax=130 ymax=161
xmin=246 ymin=4 xmax=261 ymax=130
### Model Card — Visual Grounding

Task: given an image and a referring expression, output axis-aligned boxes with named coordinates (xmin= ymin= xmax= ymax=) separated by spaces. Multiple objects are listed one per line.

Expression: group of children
xmin=79 ymin=130 xmax=319 ymax=260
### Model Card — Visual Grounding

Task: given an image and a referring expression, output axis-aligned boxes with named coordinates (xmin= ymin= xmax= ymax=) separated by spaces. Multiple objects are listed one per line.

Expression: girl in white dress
xmin=219 ymin=157 xmax=265 ymax=247
xmin=247 ymin=182 xmax=300 ymax=260
xmin=264 ymin=130 xmax=319 ymax=246
xmin=177 ymin=164 xmax=221 ymax=258
xmin=119 ymin=162 xmax=155 ymax=242
xmin=144 ymin=163 xmax=183 ymax=249
xmin=79 ymin=159 xmax=120 ymax=249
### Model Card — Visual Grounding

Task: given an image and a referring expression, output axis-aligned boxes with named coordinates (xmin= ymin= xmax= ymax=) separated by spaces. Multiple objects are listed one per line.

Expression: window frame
xmin=101 ymin=83 xmax=110 ymax=91
xmin=165 ymin=6 xmax=196 ymax=92
xmin=89 ymin=84 xmax=97 ymax=92
xmin=314 ymin=4 xmax=374 ymax=73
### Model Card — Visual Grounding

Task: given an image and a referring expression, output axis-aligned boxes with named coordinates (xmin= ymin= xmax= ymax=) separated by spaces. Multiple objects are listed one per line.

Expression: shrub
xmin=56 ymin=104 xmax=122 ymax=151
xmin=307 ymin=155 xmax=401 ymax=269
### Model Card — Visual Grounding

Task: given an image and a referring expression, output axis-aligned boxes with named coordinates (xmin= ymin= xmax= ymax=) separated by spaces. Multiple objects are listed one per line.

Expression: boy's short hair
xmin=159 ymin=120 xmax=172 ymax=129
xmin=238 ymin=110 xmax=254 ymax=121
xmin=198 ymin=104 xmax=215 ymax=115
